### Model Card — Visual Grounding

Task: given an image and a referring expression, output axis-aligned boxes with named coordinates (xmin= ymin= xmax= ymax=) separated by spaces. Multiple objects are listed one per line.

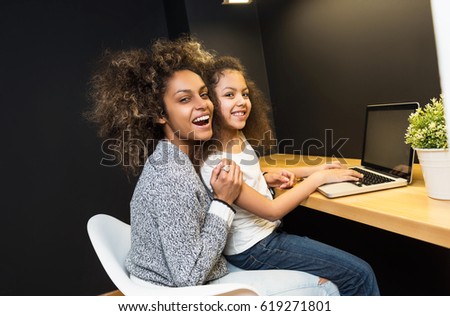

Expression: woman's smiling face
xmin=160 ymin=70 xmax=214 ymax=148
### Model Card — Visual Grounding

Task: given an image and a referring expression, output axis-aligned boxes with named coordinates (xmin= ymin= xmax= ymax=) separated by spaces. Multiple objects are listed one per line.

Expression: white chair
xmin=87 ymin=214 xmax=260 ymax=296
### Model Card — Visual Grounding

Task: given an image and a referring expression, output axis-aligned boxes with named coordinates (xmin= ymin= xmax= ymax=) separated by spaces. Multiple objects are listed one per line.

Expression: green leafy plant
xmin=405 ymin=96 xmax=448 ymax=149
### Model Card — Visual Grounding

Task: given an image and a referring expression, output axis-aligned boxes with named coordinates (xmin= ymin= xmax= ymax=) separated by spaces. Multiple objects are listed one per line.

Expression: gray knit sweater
xmin=125 ymin=140 xmax=235 ymax=287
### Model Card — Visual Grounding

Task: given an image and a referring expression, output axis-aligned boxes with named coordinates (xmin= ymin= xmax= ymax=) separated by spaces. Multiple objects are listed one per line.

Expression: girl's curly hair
xmin=86 ymin=37 xmax=215 ymax=176
xmin=203 ymin=56 xmax=275 ymax=158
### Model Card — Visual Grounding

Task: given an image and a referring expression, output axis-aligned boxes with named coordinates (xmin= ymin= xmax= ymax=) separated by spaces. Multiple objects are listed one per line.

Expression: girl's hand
xmin=319 ymin=161 xmax=345 ymax=170
xmin=210 ymin=159 xmax=243 ymax=205
xmin=309 ymin=168 xmax=363 ymax=186
xmin=301 ymin=161 xmax=345 ymax=178
xmin=263 ymin=169 xmax=296 ymax=189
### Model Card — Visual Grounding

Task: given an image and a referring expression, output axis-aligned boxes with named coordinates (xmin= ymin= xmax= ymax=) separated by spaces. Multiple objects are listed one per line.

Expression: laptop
xmin=317 ymin=102 xmax=419 ymax=198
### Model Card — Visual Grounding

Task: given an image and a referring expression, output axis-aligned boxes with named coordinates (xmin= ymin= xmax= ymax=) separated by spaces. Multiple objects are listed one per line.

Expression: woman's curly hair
xmin=86 ymin=37 xmax=215 ymax=176
xmin=203 ymin=56 xmax=275 ymax=158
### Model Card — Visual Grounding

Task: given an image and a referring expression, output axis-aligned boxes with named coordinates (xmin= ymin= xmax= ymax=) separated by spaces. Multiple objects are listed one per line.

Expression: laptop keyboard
xmin=350 ymin=167 xmax=394 ymax=186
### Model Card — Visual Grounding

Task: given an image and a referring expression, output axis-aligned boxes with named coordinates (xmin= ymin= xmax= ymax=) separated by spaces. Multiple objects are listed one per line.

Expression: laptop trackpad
xmin=318 ymin=182 xmax=361 ymax=197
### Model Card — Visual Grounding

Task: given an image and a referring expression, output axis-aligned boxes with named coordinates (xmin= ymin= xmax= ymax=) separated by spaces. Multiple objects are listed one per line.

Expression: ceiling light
xmin=222 ymin=0 xmax=254 ymax=4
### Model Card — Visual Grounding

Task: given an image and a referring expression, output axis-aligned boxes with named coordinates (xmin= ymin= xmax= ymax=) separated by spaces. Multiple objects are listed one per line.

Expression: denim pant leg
xmin=209 ymin=262 xmax=340 ymax=296
xmin=226 ymin=231 xmax=380 ymax=296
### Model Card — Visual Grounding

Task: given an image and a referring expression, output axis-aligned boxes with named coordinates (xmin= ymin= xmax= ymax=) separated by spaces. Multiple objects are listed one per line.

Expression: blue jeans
xmin=225 ymin=231 xmax=380 ymax=296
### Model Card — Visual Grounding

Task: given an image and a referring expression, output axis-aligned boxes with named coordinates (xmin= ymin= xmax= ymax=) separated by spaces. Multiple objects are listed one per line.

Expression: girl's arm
xmin=262 ymin=161 xmax=345 ymax=180
xmin=235 ymin=168 xmax=362 ymax=221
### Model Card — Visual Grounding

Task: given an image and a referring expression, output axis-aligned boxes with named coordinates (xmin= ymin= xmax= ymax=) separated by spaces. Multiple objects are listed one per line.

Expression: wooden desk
xmin=260 ymin=155 xmax=450 ymax=249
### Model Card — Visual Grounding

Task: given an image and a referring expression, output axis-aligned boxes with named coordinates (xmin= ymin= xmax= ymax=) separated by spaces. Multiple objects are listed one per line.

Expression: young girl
xmin=87 ymin=37 xmax=339 ymax=295
xmin=201 ymin=56 xmax=380 ymax=295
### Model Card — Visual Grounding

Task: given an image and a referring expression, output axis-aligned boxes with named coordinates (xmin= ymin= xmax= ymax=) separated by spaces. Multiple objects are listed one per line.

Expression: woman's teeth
xmin=193 ymin=115 xmax=210 ymax=125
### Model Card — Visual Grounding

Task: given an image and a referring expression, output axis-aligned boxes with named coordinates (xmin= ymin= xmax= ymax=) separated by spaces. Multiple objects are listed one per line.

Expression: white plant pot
xmin=415 ymin=148 xmax=450 ymax=200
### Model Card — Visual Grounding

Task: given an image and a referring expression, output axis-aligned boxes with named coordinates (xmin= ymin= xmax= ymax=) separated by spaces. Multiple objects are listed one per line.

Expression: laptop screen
xmin=361 ymin=102 xmax=419 ymax=181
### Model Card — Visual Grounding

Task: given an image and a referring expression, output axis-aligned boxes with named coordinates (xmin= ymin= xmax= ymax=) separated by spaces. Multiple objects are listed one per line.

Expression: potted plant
xmin=405 ymin=96 xmax=450 ymax=200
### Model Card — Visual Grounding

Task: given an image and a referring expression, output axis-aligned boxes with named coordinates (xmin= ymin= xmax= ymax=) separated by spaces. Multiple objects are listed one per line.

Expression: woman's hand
xmin=210 ymin=159 xmax=243 ymax=205
xmin=263 ymin=169 xmax=296 ymax=189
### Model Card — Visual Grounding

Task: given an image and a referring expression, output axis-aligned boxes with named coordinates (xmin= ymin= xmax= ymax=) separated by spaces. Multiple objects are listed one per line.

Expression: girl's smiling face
xmin=214 ymin=70 xmax=252 ymax=135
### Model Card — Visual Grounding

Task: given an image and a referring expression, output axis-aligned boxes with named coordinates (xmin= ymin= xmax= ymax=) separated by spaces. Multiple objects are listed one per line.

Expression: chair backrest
xmin=87 ymin=213 xmax=260 ymax=296
xmin=87 ymin=214 xmax=135 ymax=293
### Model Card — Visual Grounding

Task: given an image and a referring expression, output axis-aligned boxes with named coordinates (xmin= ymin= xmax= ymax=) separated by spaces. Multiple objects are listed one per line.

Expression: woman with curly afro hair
xmin=87 ymin=37 xmax=339 ymax=295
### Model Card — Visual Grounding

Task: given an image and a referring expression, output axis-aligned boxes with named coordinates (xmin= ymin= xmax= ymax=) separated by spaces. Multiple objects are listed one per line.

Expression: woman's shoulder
xmin=140 ymin=156 xmax=196 ymax=187
xmin=147 ymin=140 xmax=194 ymax=173
xmin=132 ymin=161 xmax=200 ymax=211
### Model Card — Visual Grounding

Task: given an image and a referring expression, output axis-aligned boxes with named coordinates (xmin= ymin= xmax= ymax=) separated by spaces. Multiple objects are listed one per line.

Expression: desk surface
xmin=260 ymin=155 xmax=450 ymax=249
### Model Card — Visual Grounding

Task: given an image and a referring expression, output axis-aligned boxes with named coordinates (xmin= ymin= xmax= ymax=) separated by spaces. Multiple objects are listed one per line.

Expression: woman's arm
xmin=152 ymin=163 xmax=241 ymax=287
xmin=154 ymin=191 xmax=233 ymax=286
xmin=235 ymin=168 xmax=362 ymax=221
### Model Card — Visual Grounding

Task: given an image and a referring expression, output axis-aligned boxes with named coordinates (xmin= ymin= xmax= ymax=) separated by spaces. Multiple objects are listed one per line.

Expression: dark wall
xmin=0 ymin=0 xmax=167 ymax=295
xmin=257 ymin=0 xmax=441 ymax=158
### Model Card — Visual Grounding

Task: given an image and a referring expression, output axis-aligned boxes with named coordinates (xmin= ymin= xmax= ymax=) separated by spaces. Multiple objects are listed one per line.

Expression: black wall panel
xmin=0 ymin=0 xmax=167 ymax=295
xmin=257 ymin=0 xmax=441 ymax=158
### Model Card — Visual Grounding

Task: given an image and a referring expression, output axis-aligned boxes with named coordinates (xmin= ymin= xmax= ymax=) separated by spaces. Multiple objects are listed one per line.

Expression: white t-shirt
xmin=200 ymin=133 xmax=280 ymax=255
